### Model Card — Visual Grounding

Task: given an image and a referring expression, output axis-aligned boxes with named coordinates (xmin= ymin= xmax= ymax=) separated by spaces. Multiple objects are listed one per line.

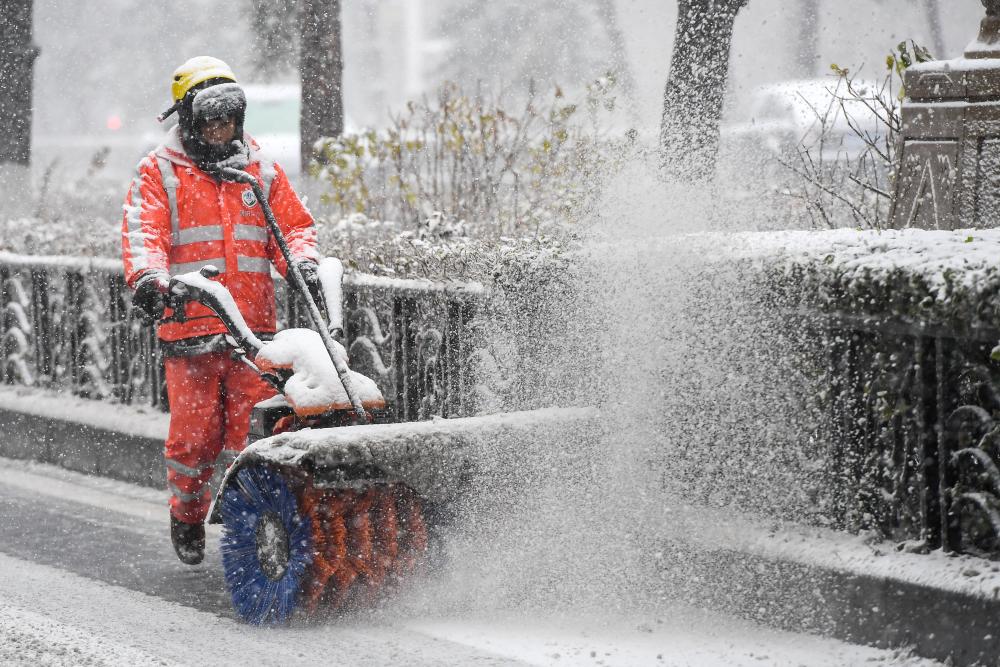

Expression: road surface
xmin=0 ymin=456 xmax=940 ymax=666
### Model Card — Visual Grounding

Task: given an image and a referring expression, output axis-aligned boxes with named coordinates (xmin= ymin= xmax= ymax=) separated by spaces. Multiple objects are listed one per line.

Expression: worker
xmin=121 ymin=56 xmax=322 ymax=564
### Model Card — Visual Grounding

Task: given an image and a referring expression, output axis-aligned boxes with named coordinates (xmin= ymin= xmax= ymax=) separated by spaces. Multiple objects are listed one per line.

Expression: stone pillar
xmin=889 ymin=0 xmax=1000 ymax=229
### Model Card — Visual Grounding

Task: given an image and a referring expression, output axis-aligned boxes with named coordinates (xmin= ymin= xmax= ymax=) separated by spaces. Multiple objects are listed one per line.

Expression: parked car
xmin=720 ymin=78 xmax=886 ymax=178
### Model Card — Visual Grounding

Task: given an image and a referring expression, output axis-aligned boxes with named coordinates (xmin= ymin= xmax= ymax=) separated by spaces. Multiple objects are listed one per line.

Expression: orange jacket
xmin=121 ymin=126 xmax=318 ymax=342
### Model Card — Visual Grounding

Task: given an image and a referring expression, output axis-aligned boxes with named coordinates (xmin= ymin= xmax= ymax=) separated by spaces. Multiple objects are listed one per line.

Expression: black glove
xmin=293 ymin=259 xmax=327 ymax=316
xmin=131 ymin=271 xmax=169 ymax=325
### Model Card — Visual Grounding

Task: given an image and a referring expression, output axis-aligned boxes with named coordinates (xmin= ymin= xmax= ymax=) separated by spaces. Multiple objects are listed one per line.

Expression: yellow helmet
xmin=170 ymin=56 xmax=238 ymax=102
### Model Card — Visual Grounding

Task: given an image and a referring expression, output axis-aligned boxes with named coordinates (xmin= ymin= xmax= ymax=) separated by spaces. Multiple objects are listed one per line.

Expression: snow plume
xmin=381 ymin=154 xmax=824 ymax=623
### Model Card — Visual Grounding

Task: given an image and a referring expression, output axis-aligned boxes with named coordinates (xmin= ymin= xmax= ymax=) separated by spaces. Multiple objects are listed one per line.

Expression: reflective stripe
xmin=123 ymin=179 xmax=149 ymax=271
xmin=175 ymin=225 xmax=224 ymax=245
xmin=260 ymin=159 xmax=277 ymax=203
xmin=171 ymin=258 xmax=226 ymax=275
xmin=169 ymin=482 xmax=204 ymax=503
xmin=234 ymin=224 xmax=268 ymax=242
xmin=165 ymin=457 xmax=213 ymax=478
xmin=155 ymin=156 xmax=180 ymax=242
xmin=237 ymin=256 xmax=271 ymax=273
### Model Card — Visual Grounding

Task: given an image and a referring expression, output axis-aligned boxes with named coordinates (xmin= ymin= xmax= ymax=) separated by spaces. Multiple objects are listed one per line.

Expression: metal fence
xmin=0 ymin=252 xmax=483 ymax=423
xmin=819 ymin=311 xmax=1000 ymax=557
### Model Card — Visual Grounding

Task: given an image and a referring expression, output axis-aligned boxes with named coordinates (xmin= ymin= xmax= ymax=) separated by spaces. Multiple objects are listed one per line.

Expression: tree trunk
xmin=360 ymin=0 xmax=386 ymax=124
xmin=794 ymin=0 xmax=820 ymax=78
xmin=660 ymin=0 xmax=748 ymax=181
xmin=0 ymin=0 xmax=39 ymax=166
xmin=921 ymin=0 xmax=946 ymax=59
xmin=299 ymin=0 xmax=344 ymax=175
xmin=593 ymin=0 xmax=639 ymax=121
xmin=250 ymin=0 xmax=298 ymax=81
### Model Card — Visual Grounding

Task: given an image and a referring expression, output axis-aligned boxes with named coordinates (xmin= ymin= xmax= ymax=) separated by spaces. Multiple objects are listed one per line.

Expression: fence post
xmin=391 ymin=295 xmax=405 ymax=422
xmin=916 ymin=335 xmax=941 ymax=549
xmin=30 ymin=267 xmax=50 ymax=382
xmin=936 ymin=336 xmax=954 ymax=552
xmin=65 ymin=270 xmax=86 ymax=394
xmin=0 ymin=266 xmax=7 ymax=385
xmin=402 ymin=297 xmax=419 ymax=422
xmin=108 ymin=272 xmax=126 ymax=401
xmin=840 ymin=329 xmax=865 ymax=530
xmin=459 ymin=299 xmax=478 ymax=417
xmin=0 ymin=266 xmax=5 ymax=375
xmin=443 ymin=300 xmax=461 ymax=418
xmin=343 ymin=286 xmax=359 ymax=343
xmin=824 ymin=321 xmax=847 ymax=529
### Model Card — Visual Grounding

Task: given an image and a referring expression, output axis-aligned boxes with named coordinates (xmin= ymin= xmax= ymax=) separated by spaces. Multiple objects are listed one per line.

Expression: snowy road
xmin=0 ymin=457 xmax=941 ymax=666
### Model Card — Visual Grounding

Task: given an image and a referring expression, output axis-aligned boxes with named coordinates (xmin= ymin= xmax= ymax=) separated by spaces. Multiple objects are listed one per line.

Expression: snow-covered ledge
xmin=737 ymin=227 xmax=1000 ymax=335
xmin=207 ymin=406 xmax=600 ymax=523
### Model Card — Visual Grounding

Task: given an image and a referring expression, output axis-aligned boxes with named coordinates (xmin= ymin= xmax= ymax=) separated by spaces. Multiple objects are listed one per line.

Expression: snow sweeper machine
xmin=157 ymin=168 xmax=431 ymax=625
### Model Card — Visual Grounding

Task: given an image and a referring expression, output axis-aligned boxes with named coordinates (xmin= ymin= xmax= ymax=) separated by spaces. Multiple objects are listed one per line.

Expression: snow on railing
xmin=0 ymin=252 xmax=483 ymax=422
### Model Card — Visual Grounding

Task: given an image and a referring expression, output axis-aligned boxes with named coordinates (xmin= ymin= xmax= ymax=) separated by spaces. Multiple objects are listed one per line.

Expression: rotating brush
xmin=220 ymin=465 xmax=313 ymax=625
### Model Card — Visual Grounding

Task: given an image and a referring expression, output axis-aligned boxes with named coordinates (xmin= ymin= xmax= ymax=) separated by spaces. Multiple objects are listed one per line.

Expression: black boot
xmin=170 ymin=516 xmax=205 ymax=565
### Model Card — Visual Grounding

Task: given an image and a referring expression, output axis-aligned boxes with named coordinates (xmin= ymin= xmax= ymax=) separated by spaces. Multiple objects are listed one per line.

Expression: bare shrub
xmin=780 ymin=41 xmax=933 ymax=230
xmin=309 ymin=78 xmax=635 ymax=239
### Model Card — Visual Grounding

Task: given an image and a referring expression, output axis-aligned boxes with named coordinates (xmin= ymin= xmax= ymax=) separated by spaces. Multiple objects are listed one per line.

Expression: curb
xmin=653 ymin=543 xmax=999 ymax=666
xmin=0 ymin=402 xmax=165 ymax=489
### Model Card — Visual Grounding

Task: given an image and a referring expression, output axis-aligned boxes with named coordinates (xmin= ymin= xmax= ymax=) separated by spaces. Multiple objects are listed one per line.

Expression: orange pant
xmin=164 ymin=351 xmax=275 ymax=524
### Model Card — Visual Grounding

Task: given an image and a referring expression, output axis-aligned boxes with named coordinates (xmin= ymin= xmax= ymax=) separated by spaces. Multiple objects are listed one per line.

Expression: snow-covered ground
xmin=0 ymin=552 xmax=940 ymax=667
xmin=0 ymin=457 xmax=942 ymax=666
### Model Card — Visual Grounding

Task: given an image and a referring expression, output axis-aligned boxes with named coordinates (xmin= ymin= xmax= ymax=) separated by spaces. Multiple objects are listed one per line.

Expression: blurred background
xmin=31 ymin=0 xmax=971 ymax=186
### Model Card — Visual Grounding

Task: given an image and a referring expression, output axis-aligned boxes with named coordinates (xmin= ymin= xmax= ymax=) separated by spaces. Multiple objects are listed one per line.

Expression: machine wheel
xmin=220 ymin=465 xmax=313 ymax=625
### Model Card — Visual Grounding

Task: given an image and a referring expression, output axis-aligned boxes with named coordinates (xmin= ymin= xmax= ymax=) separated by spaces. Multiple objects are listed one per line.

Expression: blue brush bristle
xmin=220 ymin=465 xmax=313 ymax=625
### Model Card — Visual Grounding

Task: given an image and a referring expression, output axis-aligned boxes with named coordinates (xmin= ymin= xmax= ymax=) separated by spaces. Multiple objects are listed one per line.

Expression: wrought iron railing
xmin=815 ymin=310 xmax=1000 ymax=557
xmin=0 ymin=252 xmax=483 ymax=423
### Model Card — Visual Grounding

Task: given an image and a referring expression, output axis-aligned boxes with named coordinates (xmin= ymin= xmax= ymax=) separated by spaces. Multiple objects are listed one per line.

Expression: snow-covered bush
xmin=313 ymin=211 xmax=572 ymax=282
xmin=0 ymin=155 xmax=122 ymax=258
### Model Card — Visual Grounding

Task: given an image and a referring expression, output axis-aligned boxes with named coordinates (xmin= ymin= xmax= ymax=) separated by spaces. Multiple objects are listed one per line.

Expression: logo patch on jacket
xmin=241 ymin=189 xmax=258 ymax=208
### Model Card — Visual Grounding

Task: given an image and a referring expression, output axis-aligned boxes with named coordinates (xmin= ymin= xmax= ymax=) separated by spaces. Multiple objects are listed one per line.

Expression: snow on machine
xmin=162 ymin=168 xmax=429 ymax=624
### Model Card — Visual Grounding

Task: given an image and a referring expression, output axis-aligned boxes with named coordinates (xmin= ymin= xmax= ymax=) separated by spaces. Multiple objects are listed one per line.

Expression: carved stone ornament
xmin=969 ymin=0 xmax=1000 ymax=58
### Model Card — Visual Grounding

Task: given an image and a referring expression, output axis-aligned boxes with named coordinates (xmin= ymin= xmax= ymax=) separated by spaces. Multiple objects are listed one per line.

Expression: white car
xmin=721 ymin=78 xmax=886 ymax=170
